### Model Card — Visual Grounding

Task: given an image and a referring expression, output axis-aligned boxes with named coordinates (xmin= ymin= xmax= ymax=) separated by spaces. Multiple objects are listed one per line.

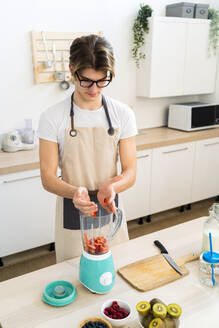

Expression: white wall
xmin=0 ymin=0 xmax=217 ymax=147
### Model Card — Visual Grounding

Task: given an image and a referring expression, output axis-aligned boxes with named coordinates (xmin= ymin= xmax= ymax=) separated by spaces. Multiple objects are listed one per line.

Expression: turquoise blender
xmin=79 ymin=203 xmax=122 ymax=293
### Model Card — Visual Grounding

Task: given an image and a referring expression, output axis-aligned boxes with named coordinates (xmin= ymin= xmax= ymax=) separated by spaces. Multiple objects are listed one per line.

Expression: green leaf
xmin=132 ymin=3 xmax=153 ymax=67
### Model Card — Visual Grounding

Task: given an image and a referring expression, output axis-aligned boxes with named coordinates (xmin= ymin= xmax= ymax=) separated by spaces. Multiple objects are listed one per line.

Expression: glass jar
xmin=199 ymin=251 xmax=219 ymax=287
xmin=202 ymin=203 xmax=219 ymax=253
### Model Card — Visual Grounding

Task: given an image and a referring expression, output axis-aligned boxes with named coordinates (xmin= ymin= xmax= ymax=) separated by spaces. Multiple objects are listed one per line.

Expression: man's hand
xmin=73 ymin=187 xmax=98 ymax=216
xmin=97 ymin=175 xmax=123 ymax=214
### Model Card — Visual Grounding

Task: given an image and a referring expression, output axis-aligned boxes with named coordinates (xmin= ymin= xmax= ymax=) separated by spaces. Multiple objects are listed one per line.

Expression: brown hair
xmin=69 ymin=34 xmax=115 ymax=78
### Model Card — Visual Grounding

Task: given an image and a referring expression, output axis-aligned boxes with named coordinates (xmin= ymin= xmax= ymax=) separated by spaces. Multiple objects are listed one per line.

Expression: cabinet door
xmin=120 ymin=149 xmax=152 ymax=221
xmin=192 ymin=137 xmax=219 ymax=202
xmin=183 ymin=20 xmax=217 ymax=95
xmin=149 ymin=17 xmax=187 ymax=97
xmin=136 ymin=17 xmax=217 ymax=98
xmin=150 ymin=143 xmax=195 ymax=214
xmin=137 ymin=17 xmax=186 ymax=98
xmin=0 ymin=169 xmax=56 ymax=257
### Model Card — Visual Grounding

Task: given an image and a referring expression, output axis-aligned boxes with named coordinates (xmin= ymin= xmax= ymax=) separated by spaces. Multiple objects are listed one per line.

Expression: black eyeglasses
xmin=75 ymin=71 xmax=112 ymax=88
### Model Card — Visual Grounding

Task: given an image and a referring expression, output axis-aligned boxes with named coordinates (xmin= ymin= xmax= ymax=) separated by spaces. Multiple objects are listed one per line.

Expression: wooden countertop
xmin=0 ymin=217 xmax=215 ymax=328
xmin=136 ymin=126 xmax=219 ymax=150
xmin=1 ymin=126 xmax=219 ymax=175
xmin=0 ymin=146 xmax=40 ymax=175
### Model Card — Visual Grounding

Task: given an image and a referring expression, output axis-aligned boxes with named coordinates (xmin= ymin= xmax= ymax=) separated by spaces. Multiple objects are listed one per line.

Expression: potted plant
xmin=132 ymin=3 xmax=153 ymax=68
xmin=208 ymin=8 xmax=219 ymax=55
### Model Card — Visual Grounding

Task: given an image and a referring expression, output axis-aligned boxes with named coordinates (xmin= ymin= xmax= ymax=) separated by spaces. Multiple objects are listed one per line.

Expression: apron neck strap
xmin=70 ymin=92 xmax=114 ymax=136
xmin=102 ymin=95 xmax=114 ymax=136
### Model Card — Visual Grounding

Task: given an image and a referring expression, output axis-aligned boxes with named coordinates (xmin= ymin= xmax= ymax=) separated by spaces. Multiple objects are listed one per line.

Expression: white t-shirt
xmin=38 ymin=95 xmax=137 ymax=167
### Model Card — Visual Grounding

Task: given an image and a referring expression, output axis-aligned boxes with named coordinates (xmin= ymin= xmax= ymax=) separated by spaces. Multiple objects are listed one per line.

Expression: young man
xmin=38 ymin=34 xmax=137 ymax=262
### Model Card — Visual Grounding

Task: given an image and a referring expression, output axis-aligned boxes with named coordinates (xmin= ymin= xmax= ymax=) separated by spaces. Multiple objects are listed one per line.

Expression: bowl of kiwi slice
xmin=136 ymin=298 xmax=182 ymax=328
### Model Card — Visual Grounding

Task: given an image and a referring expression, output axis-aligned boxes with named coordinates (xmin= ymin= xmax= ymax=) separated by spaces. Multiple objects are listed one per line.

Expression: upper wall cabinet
xmin=136 ymin=16 xmax=217 ymax=98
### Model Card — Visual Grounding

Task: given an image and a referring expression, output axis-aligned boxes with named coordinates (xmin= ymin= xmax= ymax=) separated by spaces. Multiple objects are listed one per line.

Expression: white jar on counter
xmin=202 ymin=203 xmax=219 ymax=253
xmin=199 ymin=251 xmax=219 ymax=287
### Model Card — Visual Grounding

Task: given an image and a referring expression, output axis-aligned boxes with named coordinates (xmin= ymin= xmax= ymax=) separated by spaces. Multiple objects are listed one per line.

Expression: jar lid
xmin=42 ymin=280 xmax=77 ymax=307
xmin=209 ymin=203 xmax=219 ymax=216
xmin=203 ymin=251 xmax=219 ymax=263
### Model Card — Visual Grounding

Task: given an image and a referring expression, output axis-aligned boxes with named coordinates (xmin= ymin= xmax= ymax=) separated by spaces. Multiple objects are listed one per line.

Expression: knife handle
xmin=154 ymin=240 xmax=168 ymax=254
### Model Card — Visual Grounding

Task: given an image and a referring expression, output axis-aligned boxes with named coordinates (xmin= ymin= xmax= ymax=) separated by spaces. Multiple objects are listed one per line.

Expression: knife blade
xmin=154 ymin=240 xmax=184 ymax=275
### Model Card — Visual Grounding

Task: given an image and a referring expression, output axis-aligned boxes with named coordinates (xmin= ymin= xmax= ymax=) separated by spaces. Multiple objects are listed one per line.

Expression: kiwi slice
xmin=149 ymin=318 xmax=165 ymax=328
xmin=136 ymin=301 xmax=151 ymax=316
xmin=167 ymin=304 xmax=182 ymax=318
xmin=163 ymin=317 xmax=178 ymax=328
xmin=153 ymin=303 xmax=167 ymax=319
xmin=142 ymin=313 xmax=153 ymax=328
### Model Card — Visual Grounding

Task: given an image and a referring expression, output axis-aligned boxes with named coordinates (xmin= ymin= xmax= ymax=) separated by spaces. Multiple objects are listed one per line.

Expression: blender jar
xmin=80 ymin=203 xmax=122 ymax=255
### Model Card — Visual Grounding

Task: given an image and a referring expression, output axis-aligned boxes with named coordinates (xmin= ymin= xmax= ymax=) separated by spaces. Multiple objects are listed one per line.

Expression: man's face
xmin=72 ymin=68 xmax=109 ymax=102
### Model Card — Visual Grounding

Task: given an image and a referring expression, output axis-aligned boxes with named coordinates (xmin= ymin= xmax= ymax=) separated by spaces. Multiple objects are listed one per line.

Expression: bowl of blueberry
xmin=79 ymin=317 xmax=112 ymax=328
xmin=101 ymin=299 xmax=131 ymax=327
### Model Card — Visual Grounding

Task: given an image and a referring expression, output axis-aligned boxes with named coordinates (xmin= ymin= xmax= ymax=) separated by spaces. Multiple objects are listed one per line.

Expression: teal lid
xmin=42 ymin=280 xmax=77 ymax=307
xmin=203 ymin=251 xmax=219 ymax=264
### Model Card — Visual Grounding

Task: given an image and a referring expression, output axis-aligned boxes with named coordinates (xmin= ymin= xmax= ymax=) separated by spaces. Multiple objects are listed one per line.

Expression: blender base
xmin=79 ymin=250 xmax=115 ymax=294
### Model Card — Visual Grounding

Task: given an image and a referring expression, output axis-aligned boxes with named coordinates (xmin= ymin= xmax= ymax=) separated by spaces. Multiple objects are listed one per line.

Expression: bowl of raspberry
xmin=101 ymin=299 xmax=132 ymax=327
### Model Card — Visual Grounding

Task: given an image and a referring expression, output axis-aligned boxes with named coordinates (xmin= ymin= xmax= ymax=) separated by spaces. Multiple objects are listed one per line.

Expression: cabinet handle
xmin=137 ymin=154 xmax=149 ymax=159
xmin=163 ymin=147 xmax=188 ymax=154
xmin=2 ymin=175 xmax=40 ymax=184
xmin=204 ymin=142 xmax=219 ymax=147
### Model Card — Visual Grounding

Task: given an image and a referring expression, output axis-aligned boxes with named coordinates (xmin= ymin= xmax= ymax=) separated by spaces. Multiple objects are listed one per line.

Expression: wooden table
xmin=0 ymin=217 xmax=216 ymax=328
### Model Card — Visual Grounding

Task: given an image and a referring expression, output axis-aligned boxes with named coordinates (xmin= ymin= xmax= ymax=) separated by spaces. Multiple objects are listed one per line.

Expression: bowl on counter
xmin=137 ymin=312 xmax=146 ymax=328
xmin=101 ymin=299 xmax=132 ymax=327
xmin=79 ymin=316 xmax=112 ymax=328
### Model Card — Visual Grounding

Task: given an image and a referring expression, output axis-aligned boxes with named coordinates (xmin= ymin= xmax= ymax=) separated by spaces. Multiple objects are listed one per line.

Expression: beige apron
xmin=55 ymin=105 xmax=129 ymax=263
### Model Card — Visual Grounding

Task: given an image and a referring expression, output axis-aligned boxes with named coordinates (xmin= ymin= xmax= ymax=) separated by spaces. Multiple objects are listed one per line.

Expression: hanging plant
xmin=132 ymin=3 xmax=153 ymax=68
xmin=208 ymin=8 xmax=219 ymax=55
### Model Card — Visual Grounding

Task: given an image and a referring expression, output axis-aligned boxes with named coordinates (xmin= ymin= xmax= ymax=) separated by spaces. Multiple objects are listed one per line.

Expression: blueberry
xmin=87 ymin=323 xmax=93 ymax=328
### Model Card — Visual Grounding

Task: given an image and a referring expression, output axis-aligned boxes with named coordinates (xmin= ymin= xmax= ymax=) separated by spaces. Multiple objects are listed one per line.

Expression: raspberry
xmin=110 ymin=308 xmax=116 ymax=314
xmin=116 ymin=313 xmax=123 ymax=319
xmin=105 ymin=307 xmax=111 ymax=312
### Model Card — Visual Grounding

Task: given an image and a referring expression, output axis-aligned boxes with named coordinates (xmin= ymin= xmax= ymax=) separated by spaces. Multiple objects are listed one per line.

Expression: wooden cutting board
xmin=118 ymin=252 xmax=199 ymax=292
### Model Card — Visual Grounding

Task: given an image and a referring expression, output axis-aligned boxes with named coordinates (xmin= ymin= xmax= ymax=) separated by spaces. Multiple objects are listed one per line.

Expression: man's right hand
xmin=72 ymin=187 xmax=98 ymax=216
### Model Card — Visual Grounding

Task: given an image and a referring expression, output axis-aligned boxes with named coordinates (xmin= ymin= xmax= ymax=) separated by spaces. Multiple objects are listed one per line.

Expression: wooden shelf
xmin=31 ymin=31 xmax=102 ymax=84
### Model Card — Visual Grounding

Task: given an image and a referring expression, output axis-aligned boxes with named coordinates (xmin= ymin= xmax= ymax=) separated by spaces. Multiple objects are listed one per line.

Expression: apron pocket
xmin=63 ymin=198 xmax=80 ymax=230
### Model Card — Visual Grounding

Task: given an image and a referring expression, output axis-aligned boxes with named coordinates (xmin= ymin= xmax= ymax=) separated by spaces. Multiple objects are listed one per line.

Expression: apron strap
xmin=102 ymin=95 xmax=114 ymax=136
xmin=70 ymin=92 xmax=114 ymax=136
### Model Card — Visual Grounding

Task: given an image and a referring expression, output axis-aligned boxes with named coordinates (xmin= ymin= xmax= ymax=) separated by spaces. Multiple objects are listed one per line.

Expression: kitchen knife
xmin=154 ymin=240 xmax=184 ymax=275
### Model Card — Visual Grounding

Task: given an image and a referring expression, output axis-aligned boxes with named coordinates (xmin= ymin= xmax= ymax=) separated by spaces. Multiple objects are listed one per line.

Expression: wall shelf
xmin=31 ymin=31 xmax=102 ymax=84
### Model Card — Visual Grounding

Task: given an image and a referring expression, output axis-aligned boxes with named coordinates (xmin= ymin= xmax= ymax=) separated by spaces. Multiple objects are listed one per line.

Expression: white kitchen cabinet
xmin=150 ymin=142 xmax=195 ymax=214
xmin=183 ymin=20 xmax=217 ymax=95
xmin=0 ymin=169 xmax=56 ymax=258
xmin=136 ymin=16 xmax=217 ymax=98
xmin=121 ymin=149 xmax=152 ymax=221
xmin=191 ymin=137 xmax=219 ymax=202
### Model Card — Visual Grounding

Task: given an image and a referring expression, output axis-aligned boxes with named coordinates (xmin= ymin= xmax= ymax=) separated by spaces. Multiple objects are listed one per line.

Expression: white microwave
xmin=168 ymin=102 xmax=219 ymax=131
